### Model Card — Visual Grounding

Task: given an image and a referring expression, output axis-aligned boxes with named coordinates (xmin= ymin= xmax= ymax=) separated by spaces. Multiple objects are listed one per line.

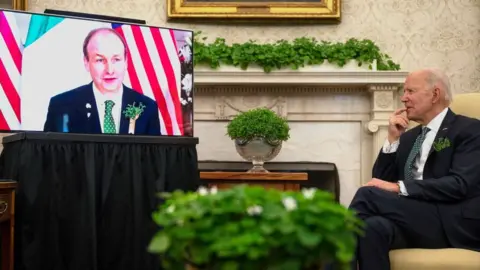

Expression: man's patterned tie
xmin=404 ymin=127 xmax=430 ymax=181
xmin=104 ymin=100 xmax=116 ymax=134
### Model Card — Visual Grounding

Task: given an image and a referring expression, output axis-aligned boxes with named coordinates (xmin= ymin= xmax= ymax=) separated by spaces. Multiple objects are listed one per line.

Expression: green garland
xmin=193 ymin=31 xmax=400 ymax=73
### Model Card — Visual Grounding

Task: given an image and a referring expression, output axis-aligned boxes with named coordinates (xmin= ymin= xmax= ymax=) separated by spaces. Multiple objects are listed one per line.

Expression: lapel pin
xmin=87 ymin=112 xmax=91 ymax=118
xmin=442 ymin=128 xmax=448 ymax=131
xmin=86 ymin=103 xmax=91 ymax=109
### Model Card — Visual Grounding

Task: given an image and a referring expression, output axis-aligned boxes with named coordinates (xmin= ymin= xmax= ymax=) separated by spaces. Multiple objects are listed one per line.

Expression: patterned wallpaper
xmin=21 ymin=0 xmax=480 ymax=94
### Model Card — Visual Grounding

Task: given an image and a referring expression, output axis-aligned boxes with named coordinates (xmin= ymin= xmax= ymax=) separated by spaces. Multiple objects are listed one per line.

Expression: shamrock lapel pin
xmin=433 ymin=137 xmax=451 ymax=152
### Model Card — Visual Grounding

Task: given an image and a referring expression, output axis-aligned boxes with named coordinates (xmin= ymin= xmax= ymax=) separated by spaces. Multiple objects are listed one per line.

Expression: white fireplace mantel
xmin=192 ymin=66 xmax=409 ymax=205
xmin=194 ymin=67 xmax=409 ymax=154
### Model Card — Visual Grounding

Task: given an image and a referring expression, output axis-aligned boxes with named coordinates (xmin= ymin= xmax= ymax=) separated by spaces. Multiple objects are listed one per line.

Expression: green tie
xmin=104 ymin=100 xmax=116 ymax=134
xmin=404 ymin=127 xmax=429 ymax=181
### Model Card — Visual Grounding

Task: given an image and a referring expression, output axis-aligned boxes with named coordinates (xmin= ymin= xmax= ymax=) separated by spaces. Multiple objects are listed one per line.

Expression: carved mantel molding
xmin=194 ymin=69 xmax=408 ymax=130
xmin=366 ymin=84 xmax=401 ymax=132
xmin=194 ymin=69 xmax=409 ymax=86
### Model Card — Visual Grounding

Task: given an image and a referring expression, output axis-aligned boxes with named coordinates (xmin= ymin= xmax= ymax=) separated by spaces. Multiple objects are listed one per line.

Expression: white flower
xmin=282 ymin=197 xmax=297 ymax=211
xmin=247 ymin=205 xmax=263 ymax=216
xmin=166 ymin=205 xmax=175 ymax=213
xmin=302 ymin=188 xmax=317 ymax=199
xmin=197 ymin=186 xmax=209 ymax=196
xmin=179 ymin=45 xmax=192 ymax=63
xmin=197 ymin=186 xmax=218 ymax=196
xmin=181 ymin=74 xmax=193 ymax=94
xmin=185 ymin=35 xmax=192 ymax=47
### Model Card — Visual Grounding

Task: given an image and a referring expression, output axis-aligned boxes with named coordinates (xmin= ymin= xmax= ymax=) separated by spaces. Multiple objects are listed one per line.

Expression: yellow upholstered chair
xmin=390 ymin=249 xmax=480 ymax=270
xmin=448 ymin=92 xmax=480 ymax=118
xmin=390 ymin=92 xmax=480 ymax=270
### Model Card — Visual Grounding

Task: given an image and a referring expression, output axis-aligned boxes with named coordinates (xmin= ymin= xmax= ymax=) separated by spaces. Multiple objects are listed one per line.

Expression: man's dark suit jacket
xmin=373 ymin=109 xmax=480 ymax=251
xmin=43 ymin=83 xmax=161 ymax=135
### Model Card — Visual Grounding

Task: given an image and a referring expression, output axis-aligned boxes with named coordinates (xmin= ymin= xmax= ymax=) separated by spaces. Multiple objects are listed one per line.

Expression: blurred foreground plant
xmin=149 ymin=185 xmax=364 ymax=270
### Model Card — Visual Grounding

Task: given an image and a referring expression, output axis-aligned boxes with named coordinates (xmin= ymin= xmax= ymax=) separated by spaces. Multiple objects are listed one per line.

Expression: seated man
xmin=349 ymin=68 xmax=480 ymax=270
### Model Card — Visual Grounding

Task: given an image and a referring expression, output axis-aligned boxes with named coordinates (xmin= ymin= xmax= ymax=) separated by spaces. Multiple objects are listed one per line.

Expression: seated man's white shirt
xmin=381 ymin=107 xmax=449 ymax=195
xmin=93 ymin=84 xmax=123 ymax=134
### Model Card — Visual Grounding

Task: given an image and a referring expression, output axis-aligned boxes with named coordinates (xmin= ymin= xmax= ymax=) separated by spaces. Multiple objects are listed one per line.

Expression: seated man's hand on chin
xmin=364 ymin=178 xmax=400 ymax=193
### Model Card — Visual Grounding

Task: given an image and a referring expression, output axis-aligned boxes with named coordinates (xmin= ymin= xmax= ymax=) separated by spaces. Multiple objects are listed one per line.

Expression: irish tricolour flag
xmin=0 ymin=11 xmax=183 ymax=135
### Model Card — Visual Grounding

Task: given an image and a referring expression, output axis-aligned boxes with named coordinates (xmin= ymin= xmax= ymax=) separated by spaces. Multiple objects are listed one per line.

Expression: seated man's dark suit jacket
xmin=43 ymin=83 xmax=161 ymax=136
xmin=372 ymin=109 xmax=480 ymax=251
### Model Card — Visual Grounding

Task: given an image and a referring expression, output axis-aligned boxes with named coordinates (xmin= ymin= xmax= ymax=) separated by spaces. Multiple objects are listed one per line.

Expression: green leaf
xmin=279 ymin=222 xmax=295 ymax=234
xmin=247 ymin=247 xmax=266 ymax=260
xmin=123 ymin=102 xmax=145 ymax=119
xmin=148 ymin=232 xmax=170 ymax=253
xmin=188 ymin=245 xmax=211 ymax=264
xmin=271 ymin=259 xmax=303 ymax=270
xmin=221 ymin=261 xmax=240 ymax=270
xmin=260 ymin=223 xmax=274 ymax=234
xmin=297 ymin=229 xmax=322 ymax=247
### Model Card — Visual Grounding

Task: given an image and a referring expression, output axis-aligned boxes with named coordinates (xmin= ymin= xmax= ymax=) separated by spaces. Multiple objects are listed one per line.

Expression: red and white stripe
xmin=114 ymin=25 xmax=183 ymax=136
xmin=0 ymin=10 xmax=22 ymax=131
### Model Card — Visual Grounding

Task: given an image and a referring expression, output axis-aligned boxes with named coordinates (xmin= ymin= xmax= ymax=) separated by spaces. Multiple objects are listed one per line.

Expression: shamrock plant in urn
xmin=226 ymin=108 xmax=290 ymax=173
xmin=148 ymin=185 xmax=363 ymax=270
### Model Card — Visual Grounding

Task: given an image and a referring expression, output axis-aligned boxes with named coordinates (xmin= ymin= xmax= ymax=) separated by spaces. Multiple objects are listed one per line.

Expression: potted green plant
xmin=148 ymin=185 xmax=363 ymax=270
xmin=226 ymin=108 xmax=290 ymax=173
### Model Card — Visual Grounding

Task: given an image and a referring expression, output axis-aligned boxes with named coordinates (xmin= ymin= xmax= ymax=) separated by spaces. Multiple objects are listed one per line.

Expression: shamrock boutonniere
xmin=433 ymin=137 xmax=451 ymax=152
xmin=123 ymin=102 xmax=146 ymax=134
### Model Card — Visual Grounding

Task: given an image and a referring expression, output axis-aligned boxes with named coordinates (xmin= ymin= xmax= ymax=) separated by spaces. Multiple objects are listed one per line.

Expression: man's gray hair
xmin=425 ymin=68 xmax=452 ymax=104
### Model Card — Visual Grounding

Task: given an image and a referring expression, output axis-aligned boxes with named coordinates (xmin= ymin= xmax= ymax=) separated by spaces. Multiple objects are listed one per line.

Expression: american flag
xmin=0 ymin=10 xmax=22 ymax=131
xmin=112 ymin=23 xmax=184 ymax=136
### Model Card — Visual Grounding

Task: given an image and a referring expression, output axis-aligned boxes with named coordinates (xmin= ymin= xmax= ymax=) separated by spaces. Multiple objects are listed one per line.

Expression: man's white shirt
xmin=382 ymin=107 xmax=449 ymax=195
xmin=92 ymin=84 xmax=123 ymax=134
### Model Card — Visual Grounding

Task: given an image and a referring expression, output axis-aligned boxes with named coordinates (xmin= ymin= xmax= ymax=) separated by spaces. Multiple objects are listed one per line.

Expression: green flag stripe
xmin=24 ymin=15 xmax=64 ymax=48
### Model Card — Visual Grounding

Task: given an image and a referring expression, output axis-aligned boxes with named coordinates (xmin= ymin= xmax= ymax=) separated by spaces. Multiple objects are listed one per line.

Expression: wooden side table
xmin=0 ymin=181 xmax=16 ymax=270
xmin=200 ymin=172 xmax=308 ymax=191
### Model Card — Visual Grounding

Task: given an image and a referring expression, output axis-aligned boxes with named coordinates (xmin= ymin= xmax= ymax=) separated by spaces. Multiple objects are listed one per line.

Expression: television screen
xmin=0 ymin=9 xmax=194 ymax=136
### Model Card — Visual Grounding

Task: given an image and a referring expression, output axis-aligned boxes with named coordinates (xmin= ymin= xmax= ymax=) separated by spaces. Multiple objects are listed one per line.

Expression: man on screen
xmin=43 ymin=27 xmax=161 ymax=135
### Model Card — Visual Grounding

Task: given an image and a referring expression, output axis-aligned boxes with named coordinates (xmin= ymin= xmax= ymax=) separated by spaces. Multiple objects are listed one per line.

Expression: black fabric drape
xmin=0 ymin=132 xmax=200 ymax=270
